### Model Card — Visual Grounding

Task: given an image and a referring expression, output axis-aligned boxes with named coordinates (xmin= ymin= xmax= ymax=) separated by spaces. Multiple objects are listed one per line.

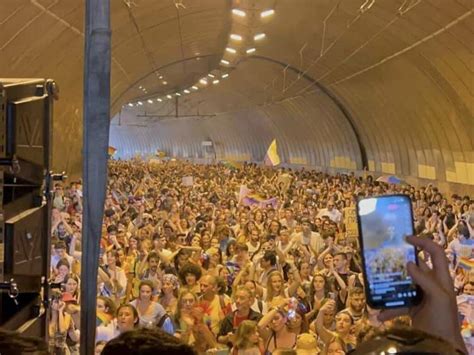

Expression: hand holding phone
xmin=378 ymin=236 xmax=468 ymax=354
xmin=357 ymin=195 xmax=422 ymax=308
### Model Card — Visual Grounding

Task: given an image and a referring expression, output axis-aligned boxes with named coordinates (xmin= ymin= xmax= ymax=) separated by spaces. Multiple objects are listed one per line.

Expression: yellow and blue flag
xmin=264 ymin=139 xmax=280 ymax=166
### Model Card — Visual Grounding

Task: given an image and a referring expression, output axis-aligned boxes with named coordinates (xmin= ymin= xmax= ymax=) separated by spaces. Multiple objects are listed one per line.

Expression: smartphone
xmin=357 ymin=194 xmax=422 ymax=308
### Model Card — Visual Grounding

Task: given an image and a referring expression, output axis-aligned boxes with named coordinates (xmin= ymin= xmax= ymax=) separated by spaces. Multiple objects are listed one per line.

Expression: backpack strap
xmin=157 ymin=313 xmax=170 ymax=328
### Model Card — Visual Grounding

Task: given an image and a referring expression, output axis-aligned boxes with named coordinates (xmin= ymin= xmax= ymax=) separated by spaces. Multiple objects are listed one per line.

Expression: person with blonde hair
xmin=232 ymin=320 xmax=263 ymax=355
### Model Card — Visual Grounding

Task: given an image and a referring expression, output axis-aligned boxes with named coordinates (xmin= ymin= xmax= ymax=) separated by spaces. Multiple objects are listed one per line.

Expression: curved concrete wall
xmin=111 ymin=87 xmax=362 ymax=170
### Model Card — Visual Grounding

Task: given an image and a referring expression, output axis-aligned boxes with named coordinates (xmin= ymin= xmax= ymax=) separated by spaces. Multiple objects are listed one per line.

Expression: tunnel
xmin=1 ymin=1 xmax=474 ymax=354
xmin=0 ymin=0 xmax=472 ymax=194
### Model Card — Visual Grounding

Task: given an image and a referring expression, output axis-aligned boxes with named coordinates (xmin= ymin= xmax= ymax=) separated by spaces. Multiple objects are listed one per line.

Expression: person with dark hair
xmin=115 ymin=304 xmax=139 ymax=335
xmin=102 ymin=327 xmax=196 ymax=355
xmin=293 ymin=218 xmax=324 ymax=256
xmin=129 ymin=280 xmax=173 ymax=333
xmin=217 ymin=285 xmax=263 ymax=346
xmin=179 ymin=262 xmax=202 ymax=294
xmin=258 ymin=251 xmax=278 ymax=285
xmin=342 ymin=287 xmax=366 ymax=323
xmin=96 ymin=296 xmax=118 ymax=342
xmin=51 ymin=240 xmax=74 ymax=271
xmin=98 ymin=250 xmax=127 ymax=302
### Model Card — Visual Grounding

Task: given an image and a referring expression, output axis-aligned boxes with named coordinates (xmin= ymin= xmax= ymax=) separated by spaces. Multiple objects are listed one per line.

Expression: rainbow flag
xmin=458 ymin=258 xmax=474 ymax=270
xmin=242 ymin=193 xmax=278 ymax=208
xmin=264 ymin=139 xmax=281 ymax=166
xmin=97 ymin=311 xmax=113 ymax=326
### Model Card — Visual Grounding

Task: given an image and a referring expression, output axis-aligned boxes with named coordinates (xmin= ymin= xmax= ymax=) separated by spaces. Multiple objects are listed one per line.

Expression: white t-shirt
xmin=293 ymin=231 xmax=324 ymax=254
xmin=96 ymin=319 xmax=118 ymax=342
xmin=51 ymin=254 xmax=75 ymax=270
xmin=317 ymin=208 xmax=342 ymax=223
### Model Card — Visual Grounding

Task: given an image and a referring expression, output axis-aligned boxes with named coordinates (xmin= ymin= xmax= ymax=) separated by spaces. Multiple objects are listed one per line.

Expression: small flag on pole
xmin=264 ymin=139 xmax=280 ymax=166
xmin=108 ymin=146 xmax=117 ymax=156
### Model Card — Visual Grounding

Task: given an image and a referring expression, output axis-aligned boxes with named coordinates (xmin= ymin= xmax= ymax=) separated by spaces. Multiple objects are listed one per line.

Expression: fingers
xmin=406 ymin=236 xmax=451 ymax=283
xmin=417 ymin=258 xmax=431 ymax=273
xmin=407 ymin=261 xmax=436 ymax=293
xmin=377 ymin=307 xmax=409 ymax=321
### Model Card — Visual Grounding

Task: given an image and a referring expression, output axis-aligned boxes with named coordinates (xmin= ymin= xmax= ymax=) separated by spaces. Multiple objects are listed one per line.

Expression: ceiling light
xmin=226 ymin=47 xmax=237 ymax=54
xmin=192 ymin=86 xmax=199 ymax=90
xmin=175 ymin=93 xmax=181 ymax=97
xmin=246 ymin=48 xmax=256 ymax=54
xmin=230 ymin=34 xmax=242 ymax=41
xmin=166 ymin=95 xmax=173 ymax=99
xmin=232 ymin=9 xmax=246 ymax=17
xmin=128 ymin=103 xmax=134 ymax=107
xmin=222 ymin=73 xmax=229 ymax=78
xmin=220 ymin=59 xmax=230 ymax=65
xmin=159 ymin=75 xmax=164 ymax=79
xmin=254 ymin=33 xmax=266 ymax=41
xmin=147 ymin=99 xmax=153 ymax=104
xmin=200 ymin=78 xmax=208 ymax=85
xmin=138 ymin=85 xmax=143 ymax=89
xmin=162 ymin=81 xmax=168 ymax=85
xmin=261 ymin=9 xmax=275 ymax=18
xmin=213 ymin=80 xmax=220 ymax=85
xmin=184 ymin=89 xmax=190 ymax=94
xmin=157 ymin=98 xmax=162 ymax=102
xmin=137 ymin=101 xmax=143 ymax=106
xmin=208 ymin=73 xmax=215 ymax=78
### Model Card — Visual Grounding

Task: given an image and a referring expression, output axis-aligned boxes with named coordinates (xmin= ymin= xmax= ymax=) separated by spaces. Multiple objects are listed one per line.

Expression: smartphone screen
xmin=357 ymin=194 xmax=422 ymax=308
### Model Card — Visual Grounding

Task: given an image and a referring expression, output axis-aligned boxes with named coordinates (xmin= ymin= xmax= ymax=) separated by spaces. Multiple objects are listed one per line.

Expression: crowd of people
xmin=47 ymin=159 xmax=474 ymax=354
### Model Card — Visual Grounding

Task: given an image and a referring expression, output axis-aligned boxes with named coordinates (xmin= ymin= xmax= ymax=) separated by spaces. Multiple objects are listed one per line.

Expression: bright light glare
xmin=230 ymin=34 xmax=242 ymax=41
xmin=208 ymin=73 xmax=215 ymax=78
xmin=232 ymin=9 xmax=246 ymax=17
xmin=200 ymin=79 xmax=208 ymax=85
xmin=222 ymin=74 xmax=229 ymax=78
xmin=213 ymin=80 xmax=220 ymax=85
xmin=147 ymin=99 xmax=153 ymax=104
xmin=192 ymin=86 xmax=199 ymax=90
xmin=261 ymin=9 xmax=275 ymax=18
xmin=166 ymin=95 xmax=172 ymax=99
xmin=358 ymin=198 xmax=377 ymax=216
xmin=183 ymin=89 xmax=190 ymax=94
xmin=162 ymin=81 xmax=168 ymax=85
xmin=220 ymin=59 xmax=230 ymax=65
xmin=128 ymin=103 xmax=133 ymax=107
xmin=175 ymin=93 xmax=181 ymax=97
xmin=157 ymin=98 xmax=162 ymax=102
xmin=226 ymin=47 xmax=237 ymax=54
xmin=246 ymin=48 xmax=256 ymax=54
xmin=137 ymin=101 xmax=143 ymax=106
xmin=254 ymin=33 xmax=266 ymax=41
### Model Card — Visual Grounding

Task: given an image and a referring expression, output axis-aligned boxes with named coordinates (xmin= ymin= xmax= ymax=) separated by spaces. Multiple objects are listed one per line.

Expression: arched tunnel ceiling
xmin=0 ymin=0 xmax=473 ymax=192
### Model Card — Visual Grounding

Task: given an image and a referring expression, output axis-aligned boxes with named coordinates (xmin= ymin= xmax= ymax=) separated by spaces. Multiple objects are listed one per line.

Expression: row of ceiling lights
xmin=127 ymin=72 xmax=230 ymax=107
xmin=232 ymin=8 xmax=275 ymax=18
xmin=125 ymin=6 xmax=275 ymax=109
xmin=220 ymin=6 xmax=275 ymax=66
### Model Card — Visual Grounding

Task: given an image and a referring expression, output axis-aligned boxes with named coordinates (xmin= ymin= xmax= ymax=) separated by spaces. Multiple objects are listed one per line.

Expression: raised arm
xmin=315 ymin=300 xmax=336 ymax=344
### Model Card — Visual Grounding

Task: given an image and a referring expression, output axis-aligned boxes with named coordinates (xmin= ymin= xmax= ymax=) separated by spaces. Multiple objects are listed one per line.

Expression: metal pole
xmin=81 ymin=0 xmax=111 ymax=354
